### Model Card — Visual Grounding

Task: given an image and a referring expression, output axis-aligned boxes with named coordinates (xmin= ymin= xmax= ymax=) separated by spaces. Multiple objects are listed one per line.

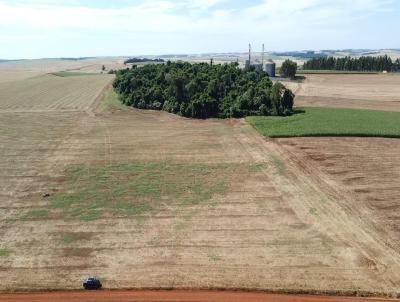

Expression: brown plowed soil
xmin=284 ymin=74 xmax=400 ymax=111
xmin=0 ymin=290 xmax=396 ymax=302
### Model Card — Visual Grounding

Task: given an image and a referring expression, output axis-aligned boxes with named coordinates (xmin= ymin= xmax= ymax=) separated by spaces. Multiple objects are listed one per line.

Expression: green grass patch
xmin=174 ymin=221 xmax=186 ymax=231
xmin=271 ymin=156 xmax=286 ymax=176
xmin=246 ymin=107 xmax=400 ymax=138
xmin=309 ymin=207 xmax=318 ymax=215
xmin=61 ymin=234 xmax=76 ymax=244
xmin=52 ymin=71 xmax=99 ymax=77
xmin=0 ymin=249 xmax=11 ymax=257
xmin=99 ymin=90 xmax=125 ymax=112
xmin=22 ymin=209 xmax=49 ymax=220
xmin=208 ymin=254 xmax=222 ymax=261
xmin=47 ymin=162 xmax=245 ymax=221
xmin=248 ymin=162 xmax=269 ymax=173
xmin=60 ymin=232 xmax=93 ymax=244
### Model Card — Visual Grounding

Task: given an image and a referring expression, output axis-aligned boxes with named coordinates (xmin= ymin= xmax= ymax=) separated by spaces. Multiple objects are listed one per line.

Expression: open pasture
xmin=287 ymin=73 xmax=400 ymax=112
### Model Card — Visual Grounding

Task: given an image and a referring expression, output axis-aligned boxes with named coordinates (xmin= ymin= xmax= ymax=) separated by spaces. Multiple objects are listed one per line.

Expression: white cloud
xmin=0 ymin=0 xmax=394 ymax=32
xmin=181 ymin=0 xmax=227 ymax=9
xmin=0 ymin=0 xmax=397 ymax=58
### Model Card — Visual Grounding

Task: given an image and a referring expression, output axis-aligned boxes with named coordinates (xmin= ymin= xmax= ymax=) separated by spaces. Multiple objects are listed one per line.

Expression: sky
xmin=0 ymin=0 xmax=399 ymax=59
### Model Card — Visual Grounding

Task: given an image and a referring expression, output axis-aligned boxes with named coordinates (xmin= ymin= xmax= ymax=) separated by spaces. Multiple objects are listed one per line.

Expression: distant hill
xmin=59 ymin=57 xmax=96 ymax=61
xmin=272 ymin=51 xmax=327 ymax=59
xmin=0 ymin=59 xmax=24 ymax=63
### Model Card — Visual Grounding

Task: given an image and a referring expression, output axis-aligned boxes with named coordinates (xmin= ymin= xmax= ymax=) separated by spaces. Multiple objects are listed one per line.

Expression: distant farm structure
xmin=264 ymin=60 xmax=276 ymax=77
xmin=245 ymin=43 xmax=276 ymax=77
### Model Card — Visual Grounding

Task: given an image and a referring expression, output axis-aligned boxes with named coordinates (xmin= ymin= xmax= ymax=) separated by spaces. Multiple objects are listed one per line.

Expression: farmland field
xmin=0 ymin=61 xmax=400 ymax=297
xmin=285 ymin=73 xmax=400 ymax=112
xmin=247 ymin=107 xmax=400 ymax=138
xmin=0 ymin=73 xmax=113 ymax=112
xmin=275 ymin=137 xmax=400 ymax=252
xmin=0 ymin=58 xmax=126 ymax=84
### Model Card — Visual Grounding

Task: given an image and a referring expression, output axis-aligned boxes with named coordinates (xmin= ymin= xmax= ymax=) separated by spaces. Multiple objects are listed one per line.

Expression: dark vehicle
xmin=83 ymin=277 xmax=102 ymax=290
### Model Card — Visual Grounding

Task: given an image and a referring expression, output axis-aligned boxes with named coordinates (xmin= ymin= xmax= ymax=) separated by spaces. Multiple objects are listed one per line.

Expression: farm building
xmin=264 ymin=60 xmax=276 ymax=77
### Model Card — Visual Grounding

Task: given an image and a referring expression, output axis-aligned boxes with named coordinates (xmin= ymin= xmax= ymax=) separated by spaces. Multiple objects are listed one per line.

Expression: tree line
xmin=113 ymin=61 xmax=295 ymax=119
xmin=303 ymin=55 xmax=400 ymax=72
xmin=124 ymin=58 xmax=165 ymax=64
xmin=273 ymin=51 xmax=327 ymax=59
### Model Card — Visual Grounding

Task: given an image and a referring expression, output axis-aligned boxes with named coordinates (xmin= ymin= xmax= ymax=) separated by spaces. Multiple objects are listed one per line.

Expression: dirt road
xmin=0 ymin=290 xmax=397 ymax=302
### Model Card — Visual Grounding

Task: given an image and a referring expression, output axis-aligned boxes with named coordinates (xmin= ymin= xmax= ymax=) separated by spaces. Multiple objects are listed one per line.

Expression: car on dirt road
xmin=83 ymin=277 xmax=102 ymax=290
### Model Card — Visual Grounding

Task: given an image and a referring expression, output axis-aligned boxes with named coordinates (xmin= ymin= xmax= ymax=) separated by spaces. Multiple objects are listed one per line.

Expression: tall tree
xmin=281 ymin=60 xmax=297 ymax=78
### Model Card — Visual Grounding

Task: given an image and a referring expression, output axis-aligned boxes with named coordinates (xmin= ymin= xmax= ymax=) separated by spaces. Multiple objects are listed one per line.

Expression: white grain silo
xmin=264 ymin=60 xmax=276 ymax=77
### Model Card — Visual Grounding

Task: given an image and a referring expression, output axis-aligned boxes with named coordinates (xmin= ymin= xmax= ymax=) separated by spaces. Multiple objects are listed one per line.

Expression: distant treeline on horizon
xmin=124 ymin=58 xmax=165 ymax=64
xmin=272 ymin=51 xmax=328 ymax=59
xmin=60 ymin=57 xmax=96 ymax=61
xmin=303 ymin=55 xmax=400 ymax=72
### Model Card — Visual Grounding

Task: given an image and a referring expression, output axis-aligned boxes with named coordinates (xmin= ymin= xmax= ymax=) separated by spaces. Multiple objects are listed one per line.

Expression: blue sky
xmin=0 ymin=0 xmax=399 ymax=59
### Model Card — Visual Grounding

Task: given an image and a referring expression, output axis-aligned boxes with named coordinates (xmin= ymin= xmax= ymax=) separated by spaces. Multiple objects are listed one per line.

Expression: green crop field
xmin=246 ymin=107 xmax=400 ymax=138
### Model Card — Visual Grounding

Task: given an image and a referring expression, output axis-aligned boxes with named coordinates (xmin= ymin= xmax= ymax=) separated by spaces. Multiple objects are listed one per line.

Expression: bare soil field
xmin=1 ymin=98 xmax=400 ymax=296
xmin=0 ymin=74 xmax=113 ymax=112
xmin=0 ymin=58 xmax=125 ymax=84
xmin=276 ymin=137 xmax=400 ymax=254
xmin=285 ymin=74 xmax=400 ymax=112
xmin=1 ymin=62 xmax=400 ymax=297
xmin=0 ymin=290 xmax=395 ymax=302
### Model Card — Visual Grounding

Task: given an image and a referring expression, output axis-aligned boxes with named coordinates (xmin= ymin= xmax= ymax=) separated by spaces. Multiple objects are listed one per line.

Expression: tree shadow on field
xmin=293 ymin=108 xmax=306 ymax=115
xmin=294 ymin=75 xmax=306 ymax=81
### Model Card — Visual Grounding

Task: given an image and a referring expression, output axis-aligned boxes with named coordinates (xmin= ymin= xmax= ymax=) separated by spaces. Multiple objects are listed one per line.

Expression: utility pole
xmin=262 ymin=44 xmax=265 ymax=65
xmin=249 ymin=43 xmax=252 ymax=65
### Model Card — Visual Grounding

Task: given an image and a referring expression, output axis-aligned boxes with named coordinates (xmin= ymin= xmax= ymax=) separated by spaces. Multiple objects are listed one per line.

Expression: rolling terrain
xmin=0 ymin=60 xmax=399 ymax=298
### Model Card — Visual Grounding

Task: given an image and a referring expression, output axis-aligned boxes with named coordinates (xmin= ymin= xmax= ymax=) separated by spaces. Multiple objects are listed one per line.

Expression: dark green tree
xmin=281 ymin=60 xmax=297 ymax=78
xmin=304 ymin=55 xmax=397 ymax=72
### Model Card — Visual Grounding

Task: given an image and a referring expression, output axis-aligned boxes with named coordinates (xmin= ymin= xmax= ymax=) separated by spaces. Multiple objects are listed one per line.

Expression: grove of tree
xmin=303 ymin=55 xmax=400 ymax=72
xmin=113 ymin=61 xmax=295 ymax=119
xmin=124 ymin=58 xmax=165 ymax=64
